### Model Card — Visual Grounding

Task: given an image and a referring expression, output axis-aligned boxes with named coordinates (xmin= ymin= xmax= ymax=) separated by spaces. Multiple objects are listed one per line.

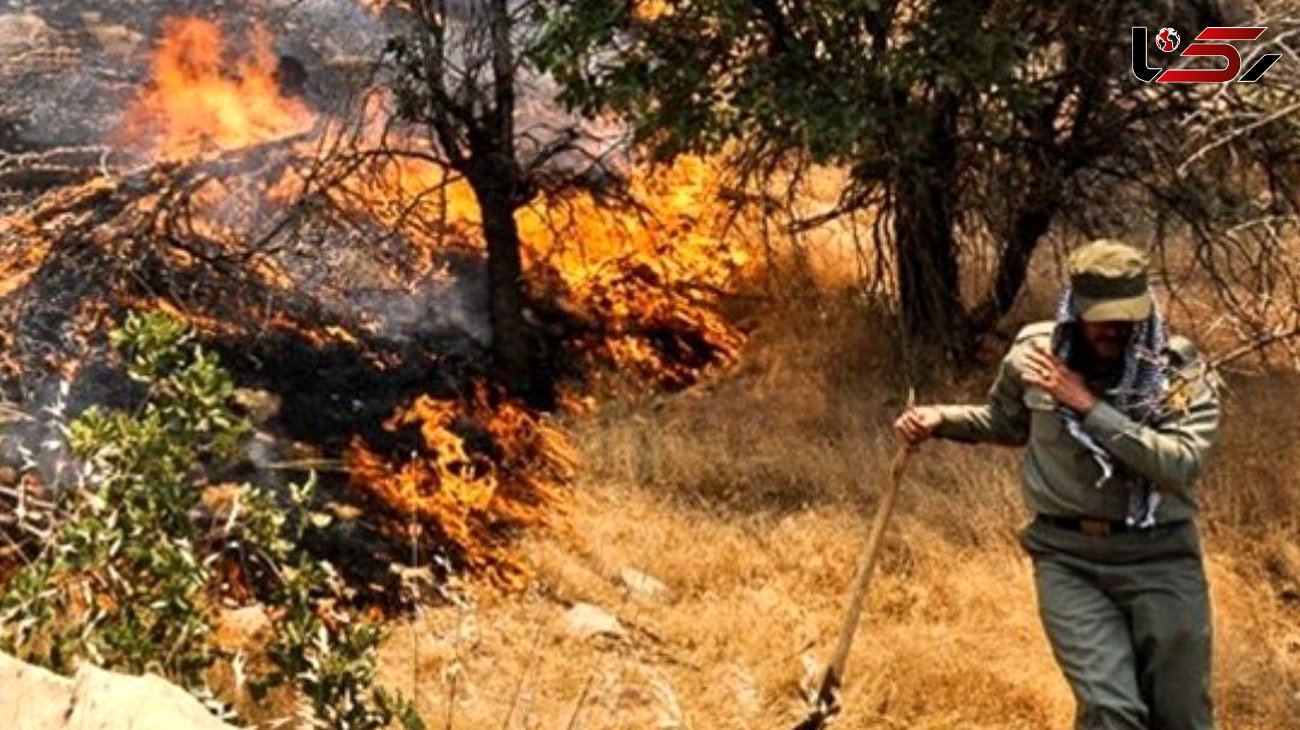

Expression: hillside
xmin=372 ymin=291 xmax=1300 ymax=729
xmin=1 ymin=3 xmax=1298 ymax=728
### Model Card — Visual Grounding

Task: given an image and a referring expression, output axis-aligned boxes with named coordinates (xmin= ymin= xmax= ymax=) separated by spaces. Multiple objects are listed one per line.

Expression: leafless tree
xmin=386 ymin=0 xmax=623 ymax=405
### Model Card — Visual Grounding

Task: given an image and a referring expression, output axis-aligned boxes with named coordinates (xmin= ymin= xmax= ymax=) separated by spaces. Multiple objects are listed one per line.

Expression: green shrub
xmin=0 ymin=312 xmax=422 ymax=730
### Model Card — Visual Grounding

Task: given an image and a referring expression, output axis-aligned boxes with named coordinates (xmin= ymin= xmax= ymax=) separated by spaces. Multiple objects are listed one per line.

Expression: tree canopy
xmin=536 ymin=0 xmax=1300 ymax=357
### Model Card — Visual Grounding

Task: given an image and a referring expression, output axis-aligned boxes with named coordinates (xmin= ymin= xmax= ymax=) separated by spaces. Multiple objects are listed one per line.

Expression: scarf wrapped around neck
xmin=1050 ymin=287 xmax=1170 ymax=528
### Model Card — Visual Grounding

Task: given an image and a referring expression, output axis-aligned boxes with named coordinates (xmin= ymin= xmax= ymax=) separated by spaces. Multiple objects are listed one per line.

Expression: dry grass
xmin=377 ymin=282 xmax=1300 ymax=729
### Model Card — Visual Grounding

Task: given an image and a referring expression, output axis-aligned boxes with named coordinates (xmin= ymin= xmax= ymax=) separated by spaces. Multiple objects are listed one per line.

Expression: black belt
xmin=1035 ymin=514 xmax=1138 ymax=537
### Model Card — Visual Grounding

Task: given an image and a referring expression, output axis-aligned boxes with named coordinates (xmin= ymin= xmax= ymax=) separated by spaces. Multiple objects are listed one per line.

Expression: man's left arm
xmin=1080 ymin=363 xmax=1221 ymax=498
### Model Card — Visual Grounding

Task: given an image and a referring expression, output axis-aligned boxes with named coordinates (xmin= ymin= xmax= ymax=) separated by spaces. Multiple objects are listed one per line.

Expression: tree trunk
xmin=893 ymin=183 xmax=965 ymax=353
xmin=968 ymin=202 xmax=1056 ymax=331
xmin=892 ymin=98 xmax=967 ymax=356
xmin=469 ymin=176 xmax=550 ymax=406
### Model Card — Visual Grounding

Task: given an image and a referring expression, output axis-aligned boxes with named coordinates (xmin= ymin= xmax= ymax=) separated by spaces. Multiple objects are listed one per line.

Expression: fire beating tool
xmin=789 ymin=436 xmax=917 ymax=730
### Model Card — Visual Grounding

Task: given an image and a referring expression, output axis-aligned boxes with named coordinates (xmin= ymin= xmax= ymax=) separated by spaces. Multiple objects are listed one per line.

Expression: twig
xmin=563 ymin=671 xmax=597 ymax=730
xmin=1208 ymin=323 xmax=1300 ymax=370
xmin=500 ymin=621 xmax=546 ymax=729
xmin=258 ymin=459 xmax=348 ymax=473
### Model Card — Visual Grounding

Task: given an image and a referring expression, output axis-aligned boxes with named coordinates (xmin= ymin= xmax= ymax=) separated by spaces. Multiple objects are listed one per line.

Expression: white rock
xmin=0 ymin=651 xmax=68 ymax=729
xmin=0 ymin=651 xmax=236 ymax=730
xmin=563 ymin=602 xmax=625 ymax=640
xmin=619 ymin=567 xmax=670 ymax=602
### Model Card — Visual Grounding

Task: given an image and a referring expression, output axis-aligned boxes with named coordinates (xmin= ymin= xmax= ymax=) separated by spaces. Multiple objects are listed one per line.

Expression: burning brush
xmin=0 ymin=14 xmax=754 ymax=595
xmin=346 ymin=383 xmax=577 ymax=589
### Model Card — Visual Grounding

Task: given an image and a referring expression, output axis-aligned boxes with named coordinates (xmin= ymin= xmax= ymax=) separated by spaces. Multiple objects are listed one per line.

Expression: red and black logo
xmin=1156 ymin=27 xmax=1181 ymax=52
xmin=1132 ymin=26 xmax=1281 ymax=83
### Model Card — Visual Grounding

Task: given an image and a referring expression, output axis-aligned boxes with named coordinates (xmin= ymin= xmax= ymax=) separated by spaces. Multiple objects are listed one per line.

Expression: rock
xmin=562 ymin=602 xmax=625 ymax=640
xmin=619 ymin=567 xmax=670 ymax=603
xmin=281 ymin=438 xmax=321 ymax=462
xmin=0 ymin=650 xmax=236 ymax=730
xmin=237 ymin=429 xmax=322 ymax=473
xmin=0 ymin=651 xmax=68 ymax=729
xmin=243 ymin=430 xmax=278 ymax=469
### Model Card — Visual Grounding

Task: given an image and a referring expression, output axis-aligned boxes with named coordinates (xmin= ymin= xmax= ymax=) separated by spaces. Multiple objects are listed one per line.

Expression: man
xmin=894 ymin=239 xmax=1222 ymax=730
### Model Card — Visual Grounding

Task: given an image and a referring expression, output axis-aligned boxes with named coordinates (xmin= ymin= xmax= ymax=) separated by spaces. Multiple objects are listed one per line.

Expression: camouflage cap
xmin=1067 ymin=239 xmax=1152 ymax=322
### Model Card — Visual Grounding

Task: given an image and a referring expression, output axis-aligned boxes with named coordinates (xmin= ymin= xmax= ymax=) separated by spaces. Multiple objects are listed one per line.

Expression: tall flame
xmin=331 ymin=150 xmax=754 ymax=385
xmin=119 ymin=18 xmax=314 ymax=159
xmin=74 ymin=16 xmax=756 ymax=587
xmin=346 ymin=385 xmax=576 ymax=589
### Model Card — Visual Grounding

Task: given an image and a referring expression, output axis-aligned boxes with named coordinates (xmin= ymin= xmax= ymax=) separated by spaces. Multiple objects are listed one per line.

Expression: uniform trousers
xmin=1021 ymin=518 xmax=1214 ymax=730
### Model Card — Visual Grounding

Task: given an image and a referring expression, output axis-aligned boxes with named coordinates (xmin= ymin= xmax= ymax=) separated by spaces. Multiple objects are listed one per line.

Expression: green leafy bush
xmin=0 ymin=312 xmax=422 ymax=729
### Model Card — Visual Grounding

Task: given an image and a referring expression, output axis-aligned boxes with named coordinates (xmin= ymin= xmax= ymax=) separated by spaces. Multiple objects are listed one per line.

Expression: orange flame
xmin=330 ymin=150 xmax=754 ymax=385
xmin=633 ymin=0 xmax=673 ymax=21
xmin=519 ymin=156 xmax=752 ymax=385
xmin=3 ymin=16 xmax=757 ymax=589
xmin=119 ymin=18 xmax=314 ymax=159
xmin=112 ymin=17 xmax=752 ymax=389
xmin=345 ymin=385 xmax=575 ymax=588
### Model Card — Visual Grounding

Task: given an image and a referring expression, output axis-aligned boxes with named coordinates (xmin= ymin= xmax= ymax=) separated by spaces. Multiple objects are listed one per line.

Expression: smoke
xmin=0 ymin=0 xmax=625 ymax=415
xmin=0 ymin=0 xmax=388 ymax=152
xmin=357 ymin=266 xmax=492 ymax=346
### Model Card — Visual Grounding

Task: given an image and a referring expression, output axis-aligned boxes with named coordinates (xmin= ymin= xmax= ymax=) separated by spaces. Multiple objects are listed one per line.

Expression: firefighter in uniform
xmin=895 ymin=239 xmax=1221 ymax=730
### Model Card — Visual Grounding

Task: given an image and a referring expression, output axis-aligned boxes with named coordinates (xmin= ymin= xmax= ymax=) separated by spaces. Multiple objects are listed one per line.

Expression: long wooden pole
xmin=790 ymin=441 xmax=915 ymax=730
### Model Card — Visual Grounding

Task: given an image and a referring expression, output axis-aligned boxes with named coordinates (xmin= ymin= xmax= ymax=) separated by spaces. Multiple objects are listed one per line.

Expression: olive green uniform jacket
xmin=932 ymin=321 xmax=1221 ymax=523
